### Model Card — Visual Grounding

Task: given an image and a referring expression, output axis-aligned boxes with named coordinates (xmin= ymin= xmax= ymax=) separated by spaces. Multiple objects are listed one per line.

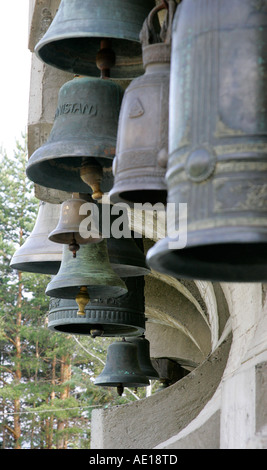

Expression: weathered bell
xmin=26 ymin=76 xmax=124 ymax=197
xmin=34 ymin=0 xmax=156 ymax=79
xmin=147 ymin=0 xmax=267 ymax=282
xmin=110 ymin=1 xmax=177 ymax=207
xmin=94 ymin=338 xmax=149 ymax=395
xmin=10 ymin=201 xmax=62 ymax=275
xmin=47 ymin=276 xmax=145 ymax=338
xmin=127 ymin=335 xmax=159 ymax=380
xmin=108 ymin=235 xmax=150 ymax=278
xmin=45 ymin=240 xmax=127 ymax=314
xmin=107 ymin=217 xmax=150 ymax=278
xmin=48 ymin=193 xmax=102 ymax=257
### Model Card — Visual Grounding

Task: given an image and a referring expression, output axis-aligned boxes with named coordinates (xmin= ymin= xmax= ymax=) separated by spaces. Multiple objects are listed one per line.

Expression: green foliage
xmin=0 ymin=135 xmax=142 ymax=449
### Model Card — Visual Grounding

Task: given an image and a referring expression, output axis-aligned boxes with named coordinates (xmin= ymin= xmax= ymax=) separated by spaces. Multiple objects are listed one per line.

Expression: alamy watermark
xmin=78 ymin=202 xmax=188 ymax=250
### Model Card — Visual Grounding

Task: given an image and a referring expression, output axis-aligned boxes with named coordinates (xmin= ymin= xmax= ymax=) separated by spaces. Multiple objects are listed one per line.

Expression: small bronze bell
xmin=34 ymin=0 xmax=156 ymax=79
xmin=45 ymin=240 xmax=127 ymax=314
xmin=10 ymin=201 xmax=62 ymax=275
xmin=127 ymin=335 xmax=159 ymax=380
xmin=48 ymin=193 xmax=102 ymax=257
xmin=26 ymin=76 xmax=124 ymax=197
xmin=48 ymin=276 xmax=145 ymax=338
xmin=147 ymin=0 xmax=267 ymax=282
xmin=110 ymin=1 xmax=177 ymax=207
xmin=94 ymin=338 xmax=149 ymax=395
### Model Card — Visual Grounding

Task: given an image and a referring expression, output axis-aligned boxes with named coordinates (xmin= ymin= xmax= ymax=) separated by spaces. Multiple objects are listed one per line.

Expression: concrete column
xmin=220 ymin=283 xmax=267 ymax=449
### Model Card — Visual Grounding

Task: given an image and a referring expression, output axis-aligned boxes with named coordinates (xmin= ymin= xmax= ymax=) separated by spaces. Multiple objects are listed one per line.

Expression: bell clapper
xmin=117 ymin=383 xmax=124 ymax=396
xmin=80 ymin=162 xmax=104 ymax=200
xmin=69 ymin=232 xmax=80 ymax=258
xmin=76 ymin=286 xmax=90 ymax=316
xmin=90 ymin=327 xmax=104 ymax=338
xmin=96 ymin=39 xmax=116 ymax=79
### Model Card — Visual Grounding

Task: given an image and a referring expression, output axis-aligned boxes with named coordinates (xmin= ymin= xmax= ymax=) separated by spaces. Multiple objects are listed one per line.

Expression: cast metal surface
xmin=45 ymin=239 xmax=127 ymax=300
xmin=127 ymin=336 xmax=159 ymax=380
xmin=94 ymin=339 xmax=149 ymax=394
xmin=147 ymin=0 xmax=267 ymax=282
xmin=26 ymin=76 xmax=124 ymax=195
xmin=48 ymin=276 xmax=145 ymax=337
xmin=48 ymin=195 xmax=102 ymax=246
xmin=100 ymin=206 xmax=150 ymax=277
xmin=10 ymin=202 xmax=62 ymax=275
xmin=110 ymin=1 xmax=176 ymax=207
xmin=34 ymin=0 xmax=156 ymax=79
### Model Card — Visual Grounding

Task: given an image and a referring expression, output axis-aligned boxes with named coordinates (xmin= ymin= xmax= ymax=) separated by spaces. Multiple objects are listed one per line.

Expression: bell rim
xmin=26 ymin=152 xmax=114 ymax=194
xmin=27 ymin=140 xmax=116 ymax=163
xmin=47 ymin=309 xmax=145 ymax=337
xmin=146 ymin=227 xmax=267 ymax=282
xmin=111 ymin=264 xmax=150 ymax=277
xmin=45 ymin=282 xmax=127 ymax=300
xmin=10 ymin=260 xmax=61 ymax=275
xmin=94 ymin=377 xmax=149 ymax=387
xmin=35 ymin=36 xmax=144 ymax=79
xmin=48 ymin=230 xmax=103 ymax=245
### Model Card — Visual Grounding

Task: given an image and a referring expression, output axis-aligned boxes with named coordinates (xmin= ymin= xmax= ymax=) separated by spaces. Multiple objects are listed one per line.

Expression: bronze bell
xmin=108 ymin=235 xmax=150 ymax=278
xmin=34 ymin=0 xmax=156 ymax=79
xmin=94 ymin=338 xmax=149 ymax=395
xmin=10 ymin=201 xmax=62 ymax=275
xmin=147 ymin=0 xmax=267 ymax=283
xmin=99 ymin=204 xmax=150 ymax=277
xmin=47 ymin=276 xmax=145 ymax=338
xmin=45 ymin=240 xmax=127 ymax=315
xmin=110 ymin=1 xmax=177 ymax=207
xmin=48 ymin=193 xmax=102 ymax=257
xmin=26 ymin=76 xmax=124 ymax=197
xmin=127 ymin=335 xmax=159 ymax=380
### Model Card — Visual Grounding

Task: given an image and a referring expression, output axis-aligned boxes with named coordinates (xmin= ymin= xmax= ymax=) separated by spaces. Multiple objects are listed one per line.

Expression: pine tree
xmin=0 ymin=135 xmax=139 ymax=449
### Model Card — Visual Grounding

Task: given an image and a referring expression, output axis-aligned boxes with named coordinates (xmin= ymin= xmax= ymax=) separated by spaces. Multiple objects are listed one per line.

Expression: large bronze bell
xmin=100 ymin=205 xmax=150 ymax=277
xmin=94 ymin=338 xmax=149 ymax=395
xmin=26 ymin=76 xmax=124 ymax=197
xmin=110 ymin=1 xmax=177 ymax=207
xmin=48 ymin=193 xmax=102 ymax=257
xmin=45 ymin=240 xmax=127 ymax=315
xmin=147 ymin=0 xmax=267 ymax=283
xmin=10 ymin=201 xmax=62 ymax=275
xmin=48 ymin=276 xmax=145 ymax=338
xmin=34 ymin=0 xmax=156 ymax=79
xmin=127 ymin=335 xmax=159 ymax=380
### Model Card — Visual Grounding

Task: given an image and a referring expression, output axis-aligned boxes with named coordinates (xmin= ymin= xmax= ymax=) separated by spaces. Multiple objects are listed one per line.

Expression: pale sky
xmin=0 ymin=2 xmax=31 ymax=155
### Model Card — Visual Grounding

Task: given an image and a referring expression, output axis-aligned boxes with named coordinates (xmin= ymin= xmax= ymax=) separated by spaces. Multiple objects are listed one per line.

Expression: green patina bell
xmin=127 ymin=335 xmax=159 ymax=380
xmin=48 ymin=193 xmax=102 ymax=257
xmin=94 ymin=338 xmax=149 ymax=395
xmin=26 ymin=76 xmax=124 ymax=197
xmin=45 ymin=240 xmax=127 ymax=314
xmin=10 ymin=201 xmax=62 ymax=275
xmin=34 ymin=0 xmax=156 ymax=79
xmin=101 ymin=205 xmax=150 ymax=278
xmin=147 ymin=0 xmax=267 ymax=282
xmin=47 ymin=276 xmax=145 ymax=338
